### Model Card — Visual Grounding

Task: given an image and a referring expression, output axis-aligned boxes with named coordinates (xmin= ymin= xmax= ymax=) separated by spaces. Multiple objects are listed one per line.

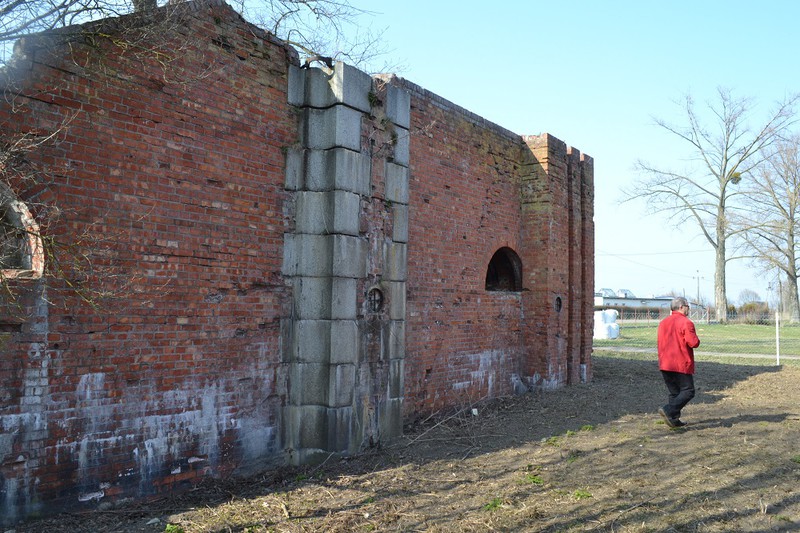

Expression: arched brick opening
xmin=0 ymin=184 xmax=43 ymax=279
xmin=485 ymin=247 xmax=522 ymax=292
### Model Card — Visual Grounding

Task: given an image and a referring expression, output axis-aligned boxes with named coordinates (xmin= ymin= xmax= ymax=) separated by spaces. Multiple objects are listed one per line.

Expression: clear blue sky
xmin=345 ymin=0 xmax=800 ymax=306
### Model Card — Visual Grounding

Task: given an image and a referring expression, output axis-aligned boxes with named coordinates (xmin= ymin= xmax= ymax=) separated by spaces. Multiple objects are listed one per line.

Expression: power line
xmin=597 ymin=249 xmax=712 ymax=280
xmin=597 ymin=251 xmax=697 ymax=280
xmin=599 ymin=251 xmax=763 ymax=294
xmin=596 ymin=249 xmax=708 ymax=257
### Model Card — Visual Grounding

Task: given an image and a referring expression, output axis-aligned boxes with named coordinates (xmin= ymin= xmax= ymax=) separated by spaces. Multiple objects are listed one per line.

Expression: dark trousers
xmin=660 ymin=370 xmax=695 ymax=419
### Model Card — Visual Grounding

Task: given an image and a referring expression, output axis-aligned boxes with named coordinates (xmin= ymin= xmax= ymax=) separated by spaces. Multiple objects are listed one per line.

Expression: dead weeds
xmin=13 ymin=355 xmax=800 ymax=532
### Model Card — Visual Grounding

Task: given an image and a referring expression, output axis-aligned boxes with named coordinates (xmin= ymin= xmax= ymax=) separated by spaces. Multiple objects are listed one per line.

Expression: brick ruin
xmin=0 ymin=0 xmax=593 ymax=524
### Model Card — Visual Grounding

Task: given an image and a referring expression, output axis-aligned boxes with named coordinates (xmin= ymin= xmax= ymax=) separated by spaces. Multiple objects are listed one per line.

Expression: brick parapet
xmin=381 ymin=75 xmax=524 ymax=143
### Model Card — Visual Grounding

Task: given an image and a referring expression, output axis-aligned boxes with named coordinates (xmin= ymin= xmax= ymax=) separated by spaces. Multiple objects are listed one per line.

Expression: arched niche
xmin=0 ymin=184 xmax=43 ymax=279
xmin=485 ymin=247 xmax=522 ymax=292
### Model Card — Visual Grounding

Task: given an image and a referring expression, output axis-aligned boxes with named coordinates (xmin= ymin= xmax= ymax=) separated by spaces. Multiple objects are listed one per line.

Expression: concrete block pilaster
xmin=388 ymin=281 xmax=406 ymax=321
xmin=295 ymin=192 xmax=332 ymax=234
xmin=304 ymin=106 xmax=362 ymax=151
xmin=384 ymin=83 xmax=411 ymax=129
xmin=329 ymin=363 xmax=356 ymax=407
xmin=388 ymin=359 xmax=404 ymax=399
xmin=391 ymin=128 xmax=410 ymax=166
xmin=386 ymin=320 xmax=405 ymax=361
xmin=330 ymin=320 xmax=359 ymax=365
xmin=385 ymin=242 xmax=407 ymax=282
xmin=385 ymin=162 xmax=409 ymax=205
xmin=379 ymin=398 xmax=403 ymax=440
xmin=283 ymin=233 xmax=333 ymax=277
xmin=331 ymin=277 xmax=358 ymax=320
xmin=293 ymin=276 xmax=332 ymax=320
xmin=327 ymin=406 xmax=355 ymax=452
xmin=288 ymin=363 xmax=329 ymax=405
xmin=289 ymin=148 xmax=371 ymax=194
xmin=332 ymin=191 xmax=361 ymax=235
xmin=329 ymin=62 xmax=373 ymax=112
xmin=332 ymin=235 xmax=366 ymax=278
xmin=392 ymin=204 xmax=409 ymax=243
xmin=288 ymin=320 xmax=331 ymax=363
xmin=284 ymin=60 xmax=409 ymax=465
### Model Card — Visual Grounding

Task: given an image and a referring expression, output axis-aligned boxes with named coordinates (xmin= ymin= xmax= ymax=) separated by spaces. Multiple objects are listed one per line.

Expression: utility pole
xmin=696 ymin=270 xmax=700 ymax=306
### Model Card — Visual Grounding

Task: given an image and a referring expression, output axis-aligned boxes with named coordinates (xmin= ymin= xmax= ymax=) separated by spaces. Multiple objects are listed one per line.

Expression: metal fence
xmin=612 ymin=308 xmax=771 ymax=325
xmin=594 ymin=309 xmax=800 ymax=364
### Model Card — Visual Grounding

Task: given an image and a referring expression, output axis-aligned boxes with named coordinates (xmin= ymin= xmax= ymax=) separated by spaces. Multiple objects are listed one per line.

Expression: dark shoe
xmin=658 ymin=408 xmax=677 ymax=428
xmin=671 ymin=419 xmax=687 ymax=427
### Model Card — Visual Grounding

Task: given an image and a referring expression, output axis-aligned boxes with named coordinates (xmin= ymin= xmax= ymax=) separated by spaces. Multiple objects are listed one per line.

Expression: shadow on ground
xmin=13 ymin=355 xmax=795 ymax=532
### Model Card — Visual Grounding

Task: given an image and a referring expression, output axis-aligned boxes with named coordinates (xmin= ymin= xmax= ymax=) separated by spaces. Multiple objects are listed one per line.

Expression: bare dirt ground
xmin=13 ymin=355 xmax=800 ymax=532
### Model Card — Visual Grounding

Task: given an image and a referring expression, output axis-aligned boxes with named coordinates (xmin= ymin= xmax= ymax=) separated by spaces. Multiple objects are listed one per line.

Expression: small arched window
xmin=0 ymin=184 xmax=43 ymax=279
xmin=485 ymin=247 xmax=522 ymax=292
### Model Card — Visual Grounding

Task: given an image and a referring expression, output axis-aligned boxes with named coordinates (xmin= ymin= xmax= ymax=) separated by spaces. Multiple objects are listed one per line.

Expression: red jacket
xmin=657 ymin=311 xmax=700 ymax=374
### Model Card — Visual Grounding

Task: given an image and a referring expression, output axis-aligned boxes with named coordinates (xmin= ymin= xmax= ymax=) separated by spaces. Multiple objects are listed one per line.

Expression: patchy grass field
xmin=595 ymin=321 xmax=800 ymax=360
xmin=15 ymin=354 xmax=800 ymax=532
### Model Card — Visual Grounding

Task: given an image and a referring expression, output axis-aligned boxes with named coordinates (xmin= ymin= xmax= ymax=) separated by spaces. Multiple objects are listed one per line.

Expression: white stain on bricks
xmin=68 ymin=359 xmax=278 ymax=502
xmin=526 ymin=366 xmax=565 ymax=391
xmin=542 ymin=362 xmax=566 ymax=390
xmin=1 ymin=341 xmax=51 ymax=522
xmin=77 ymin=372 xmax=105 ymax=401
xmin=450 ymin=350 xmax=509 ymax=397
xmin=129 ymin=383 xmax=223 ymax=495
xmin=3 ymin=337 xmax=282 ymax=514
xmin=76 ymin=373 xmax=113 ymax=434
xmin=78 ymin=489 xmax=105 ymax=502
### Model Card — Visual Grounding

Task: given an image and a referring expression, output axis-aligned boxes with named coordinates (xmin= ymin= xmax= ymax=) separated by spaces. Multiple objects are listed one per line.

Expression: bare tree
xmin=737 ymin=288 xmax=762 ymax=306
xmin=626 ymin=88 xmax=799 ymax=322
xmin=235 ymin=0 xmax=393 ymax=71
xmin=1 ymin=0 xmax=140 ymax=62
xmin=735 ymin=135 xmax=800 ymax=323
xmin=1 ymin=0 xmax=390 ymax=70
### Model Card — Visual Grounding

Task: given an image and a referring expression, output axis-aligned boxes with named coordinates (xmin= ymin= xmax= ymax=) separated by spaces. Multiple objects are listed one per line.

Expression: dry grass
xmin=16 ymin=355 xmax=800 ymax=532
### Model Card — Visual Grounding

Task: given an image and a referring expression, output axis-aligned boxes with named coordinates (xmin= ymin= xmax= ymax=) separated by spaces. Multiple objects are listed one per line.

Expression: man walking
xmin=657 ymin=296 xmax=700 ymax=428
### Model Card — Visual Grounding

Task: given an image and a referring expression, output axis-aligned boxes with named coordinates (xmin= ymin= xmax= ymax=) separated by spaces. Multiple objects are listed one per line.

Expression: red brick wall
xmin=403 ymin=85 xmax=527 ymax=415
xmin=0 ymin=1 xmax=297 ymax=521
xmin=580 ymin=156 xmax=595 ymax=379
xmin=521 ymin=136 xmax=593 ymax=386
xmin=0 ymin=2 xmax=594 ymax=524
xmin=403 ymin=87 xmax=594 ymax=417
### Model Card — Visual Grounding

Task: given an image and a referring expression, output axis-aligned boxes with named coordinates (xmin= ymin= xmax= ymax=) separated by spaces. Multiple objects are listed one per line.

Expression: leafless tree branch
xmin=623 ymin=87 xmax=800 ymax=321
xmin=733 ymin=134 xmax=800 ymax=321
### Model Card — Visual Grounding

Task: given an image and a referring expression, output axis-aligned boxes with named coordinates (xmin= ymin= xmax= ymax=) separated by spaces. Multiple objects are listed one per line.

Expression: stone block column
xmin=283 ymin=63 xmax=409 ymax=464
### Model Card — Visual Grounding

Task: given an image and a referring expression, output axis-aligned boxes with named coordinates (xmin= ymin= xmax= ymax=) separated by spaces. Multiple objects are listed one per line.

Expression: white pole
xmin=775 ymin=311 xmax=780 ymax=366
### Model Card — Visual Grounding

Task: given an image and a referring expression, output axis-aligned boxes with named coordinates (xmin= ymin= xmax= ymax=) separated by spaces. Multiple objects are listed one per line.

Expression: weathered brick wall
xmin=0 ymin=1 xmax=593 ymax=525
xmin=400 ymin=82 xmax=529 ymax=415
xmin=400 ymin=83 xmax=594 ymax=416
xmin=522 ymin=136 xmax=593 ymax=385
xmin=0 ymin=1 xmax=297 ymax=522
